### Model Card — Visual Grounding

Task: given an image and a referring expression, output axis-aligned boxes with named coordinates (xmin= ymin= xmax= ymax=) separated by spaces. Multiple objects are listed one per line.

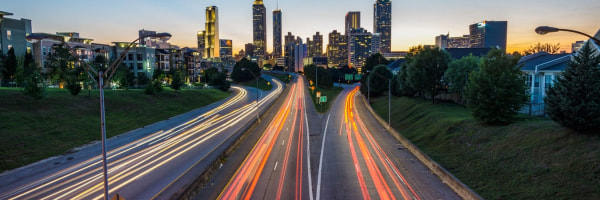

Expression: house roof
xmin=444 ymin=48 xmax=493 ymax=60
xmin=155 ymin=49 xmax=170 ymax=54
xmin=519 ymin=51 xmax=571 ymax=72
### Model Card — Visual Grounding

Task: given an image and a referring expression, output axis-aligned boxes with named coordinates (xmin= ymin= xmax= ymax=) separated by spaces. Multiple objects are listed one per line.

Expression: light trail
xmin=2 ymin=78 xmax=284 ymax=200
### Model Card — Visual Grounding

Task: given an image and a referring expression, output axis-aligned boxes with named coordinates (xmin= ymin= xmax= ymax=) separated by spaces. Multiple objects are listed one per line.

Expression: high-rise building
xmin=309 ymin=32 xmax=323 ymax=57
xmin=449 ymin=35 xmax=471 ymax=48
xmin=348 ymin=28 xmax=372 ymax=72
xmin=345 ymin=12 xmax=361 ymax=35
xmin=205 ymin=6 xmax=219 ymax=58
xmin=284 ymin=32 xmax=296 ymax=70
xmin=220 ymin=39 xmax=232 ymax=58
xmin=273 ymin=9 xmax=282 ymax=58
xmin=197 ymin=31 xmax=205 ymax=58
xmin=327 ymin=30 xmax=348 ymax=67
xmin=245 ymin=43 xmax=254 ymax=57
xmin=294 ymin=37 xmax=306 ymax=72
xmin=371 ymin=33 xmax=381 ymax=54
xmin=253 ymin=0 xmax=267 ymax=58
xmin=469 ymin=21 xmax=507 ymax=50
xmin=374 ymin=0 xmax=392 ymax=53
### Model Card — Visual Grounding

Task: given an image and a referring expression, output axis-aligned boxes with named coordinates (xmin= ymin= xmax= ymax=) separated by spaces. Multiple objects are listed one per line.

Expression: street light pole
xmin=535 ymin=26 xmax=600 ymax=45
xmin=371 ymin=70 xmax=392 ymax=128
xmin=27 ymin=32 xmax=171 ymax=200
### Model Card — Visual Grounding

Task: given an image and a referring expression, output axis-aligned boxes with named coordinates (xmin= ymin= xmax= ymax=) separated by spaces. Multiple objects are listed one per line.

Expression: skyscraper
xmin=469 ymin=21 xmax=507 ymax=50
xmin=348 ymin=28 xmax=372 ymax=72
xmin=273 ymin=9 xmax=282 ymax=58
xmin=310 ymin=32 xmax=323 ymax=57
xmin=253 ymin=0 xmax=267 ymax=58
xmin=205 ymin=6 xmax=219 ymax=58
xmin=345 ymin=12 xmax=361 ymax=35
xmin=284 ymin=32 xmax=296 ymax=71
xmin=374 ymin=0 xmax=392 ymax=53
xmin=197 ymin=31 xmax=205 ymax=58
xmin=327 ymin=30 xmax=348 ymax=67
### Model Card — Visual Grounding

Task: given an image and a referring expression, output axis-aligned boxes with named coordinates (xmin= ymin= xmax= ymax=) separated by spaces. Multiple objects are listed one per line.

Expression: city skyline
xmin=2 ymin=0 xmax=599 ymax=54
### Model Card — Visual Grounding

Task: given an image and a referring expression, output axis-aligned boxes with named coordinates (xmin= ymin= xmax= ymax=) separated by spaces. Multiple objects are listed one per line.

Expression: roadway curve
xmin=0 ymin=75 xmax=283 ymax=200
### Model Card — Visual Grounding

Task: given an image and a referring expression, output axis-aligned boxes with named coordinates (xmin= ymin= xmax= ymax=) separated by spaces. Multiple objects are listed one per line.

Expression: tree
xmin=523 ymin=42 xmax=560 ymax=55
xmin=445 ymin=54 xmax=481 ymax=101
xmin=3 ymin=47 xmax=18 ymax=85
xmin=465 ymin=49 xmax=528 ymax=124
xmin=65 ymin=63 xmax=83 ymax=96
xmin=170 ymin=68 xmax=184 ymax=91
xmin=361 ymin=64 xmax=393 ymax=97
xmin=0 ymin=51 xmax=5 ymax=86
xmin=45 ymin=45 xmax=76 ymax=86
xmin=231 ymin=58 xmax=260 ymax=82
xmin=363 ymin=53 xmax=389 ymax=72
xmin=23 ymin=71 xmax=47 ymax=101
xmin=263 ymin=63 xmax=272 ymax=70
xmin=406 ymin=47 xmax=451 ymax=103
xmin=545 ymin=43 xmax=600 ymax=133
xmin=137 ymin=72 xmax=150 ymax=86
xmin=392 ymin=64 xmax=417 ymax=97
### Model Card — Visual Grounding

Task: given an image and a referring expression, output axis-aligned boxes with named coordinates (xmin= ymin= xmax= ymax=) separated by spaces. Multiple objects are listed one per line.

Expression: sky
xmin=2 ymin=0 xmax=600 ymax=54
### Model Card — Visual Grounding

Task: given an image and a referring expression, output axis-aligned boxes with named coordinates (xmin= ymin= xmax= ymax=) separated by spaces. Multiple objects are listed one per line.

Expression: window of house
xmin=534 ymin=76 xmax=540 ymax=87
xmin=545 ymin=75 xmax=553 ymax=89
xmin=137 ymin=63 xmax=143 ymax=70
xmin=43 ymin=47 xmax=47 ymax=55
xmin=7 ymin=45 xmax=12 ymax=50
xmin=128 ymin=54 xmax=134 ymax=61
xmin=137 ymin=54 xmax=142 ymax=61
xmin=526 ymin=75 xmax=533 ymax=88
xmin=7 ymin=30 xmax=12 ymax=40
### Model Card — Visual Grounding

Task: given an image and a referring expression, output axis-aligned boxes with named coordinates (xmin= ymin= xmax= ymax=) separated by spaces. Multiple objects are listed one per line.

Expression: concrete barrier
xmin=359 ymin=94 xmax=483 ymax=200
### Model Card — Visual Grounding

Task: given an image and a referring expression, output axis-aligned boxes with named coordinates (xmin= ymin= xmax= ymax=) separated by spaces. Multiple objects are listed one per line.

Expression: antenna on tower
xmin=276 ymin=0 xmax=279 ymax=9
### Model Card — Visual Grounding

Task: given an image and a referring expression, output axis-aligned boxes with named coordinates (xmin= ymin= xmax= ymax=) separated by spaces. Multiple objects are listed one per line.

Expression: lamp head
xmin=535 ymin=26 xmax=559 ymax=35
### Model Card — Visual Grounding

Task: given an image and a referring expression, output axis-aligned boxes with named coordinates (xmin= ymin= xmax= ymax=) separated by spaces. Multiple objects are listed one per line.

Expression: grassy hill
xmin=371 ymin=97 xmax=600 ymax=199
xmin=0 ymin=87 xmax=229 ymax=172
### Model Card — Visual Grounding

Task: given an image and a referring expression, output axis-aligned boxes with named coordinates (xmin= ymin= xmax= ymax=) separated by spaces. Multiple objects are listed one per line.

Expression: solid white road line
xmin=315 ymin=113 xmax=331 ymax=200
xmin=305 ymin=96 xmax=314 ymax=200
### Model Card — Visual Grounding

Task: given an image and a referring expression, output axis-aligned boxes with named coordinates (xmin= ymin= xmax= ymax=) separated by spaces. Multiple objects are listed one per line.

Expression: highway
xmin=215 ymin=80 xmax=460 ymax=200
xmin=0 ymin=75 xmax=283 ymax=200
xmin=314 ymin=85 xmax=460 ymax=200
xmin=219 ymin=75 xmax=313 ymax=200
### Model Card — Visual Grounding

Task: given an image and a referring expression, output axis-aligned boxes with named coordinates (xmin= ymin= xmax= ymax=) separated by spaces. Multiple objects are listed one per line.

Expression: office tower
xmin=284 ymin=32 xmax=296 ymax=71
xmin=371 ymin=33 xmax=381 ymax=54
xmin=345 ymin=12 xmax=361 ymax=35
xmin=273 ymin=9 xmax=282 ymax=58
xmin=469 ymin=21 xmax=507 ymax=50
xmin=253 ymin=0 xmax=267 ymax=58
xmin=197 ymin=31 xmax=205 ymax=58
xmin=327 ymin=30 xmax=348 ymax=67
xmin=220 ymin=39 xmax=232 ymax=58
xmin=245 ymin=43 xmax=255 ymax=57
xmin=294 ymin=37 xmax=306 ymax=72
xmin=449 ymin=35 xmax=470 ymax=48
xmin=309 ymin=32 xmax=323 ymax=57
xmin=374 ymin=0 xmax=392 ymax=53
xmin=205 ymin=6 xmax=219 ymax=58
xmin=348 ymin=28 xmax=372 ymax=72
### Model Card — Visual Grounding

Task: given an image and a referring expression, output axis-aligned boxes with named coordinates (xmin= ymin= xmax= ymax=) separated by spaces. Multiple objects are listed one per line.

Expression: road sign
xmin=320 ymin=96 xmax=327 ymax=103
xmin=345 ymin=74 xmax=354 ymax=81
xmin=316 ymin=92 xmax=321 ymax=98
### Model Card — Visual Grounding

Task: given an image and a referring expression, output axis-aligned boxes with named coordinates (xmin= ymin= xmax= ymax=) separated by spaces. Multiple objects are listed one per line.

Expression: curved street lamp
xmin=535 ymin=26 xmax=600 ymax=45
xmin=26 ymin=32 xmax=170 ymax=200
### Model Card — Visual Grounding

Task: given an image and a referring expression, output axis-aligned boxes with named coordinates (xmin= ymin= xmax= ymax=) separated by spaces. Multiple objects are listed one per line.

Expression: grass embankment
xmin=309 ymin=86 xmax=343 ymax=113
xmin=0 ymin=88 xmax=230 ymax=172
xmin=371 ymin=97 xmax=600 ymax=199
xmin=239 ymin=77 xmax=273 ymax=91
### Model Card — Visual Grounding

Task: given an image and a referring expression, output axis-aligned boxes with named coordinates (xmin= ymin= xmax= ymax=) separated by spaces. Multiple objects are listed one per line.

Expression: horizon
xmin=2 ymin=0 xmax=599 ymax=54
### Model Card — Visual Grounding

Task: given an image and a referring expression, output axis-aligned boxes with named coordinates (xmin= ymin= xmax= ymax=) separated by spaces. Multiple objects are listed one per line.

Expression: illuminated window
xmin=7 ymin=30 xmax=12 ymax=40
xmin=545 ymin=75 xmax=553 ymax=89
xmin=8 ymin=44 xmax=12 ymax=50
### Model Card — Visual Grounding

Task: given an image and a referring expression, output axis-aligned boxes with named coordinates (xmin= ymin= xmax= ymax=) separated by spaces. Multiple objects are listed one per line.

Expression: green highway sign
xmin=345 ymin=74 xmax=354 ymax=81
xmin=320 ymin=96 xmax=327 ymax=103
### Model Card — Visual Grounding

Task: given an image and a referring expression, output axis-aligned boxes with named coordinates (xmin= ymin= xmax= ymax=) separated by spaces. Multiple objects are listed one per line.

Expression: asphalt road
xmin=214 ymin=79 xmax=461 ymax=200
xmin=218 ymin=75 xmax=312 ymax=200
xmin=0 ymin=75 xmax=283 ymax=200
xmin=314 ymin=84 xmax=461 ymax=200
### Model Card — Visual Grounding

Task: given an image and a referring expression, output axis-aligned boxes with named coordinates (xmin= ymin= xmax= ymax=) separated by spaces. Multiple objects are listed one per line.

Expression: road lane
xmin=316 ymin=85 xmax=461 ymax=200
xmin=219 ymin=75 xmax=311 ymax=200
xmin=0 ymin=76 xmax=284 ymax=200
